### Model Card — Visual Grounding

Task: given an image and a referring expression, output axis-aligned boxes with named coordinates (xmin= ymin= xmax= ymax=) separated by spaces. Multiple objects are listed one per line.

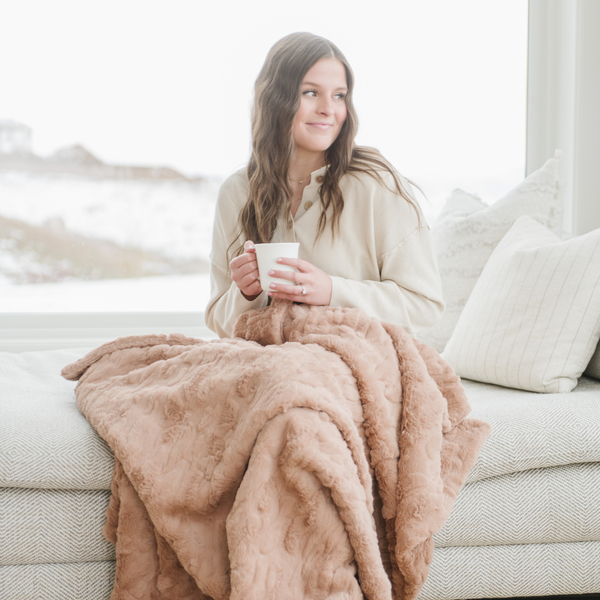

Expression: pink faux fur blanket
xmin=62 ymin=300 xmax=490 ymax=600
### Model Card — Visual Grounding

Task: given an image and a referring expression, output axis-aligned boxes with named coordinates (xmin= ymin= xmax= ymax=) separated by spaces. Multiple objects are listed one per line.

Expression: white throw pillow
xmin=442 ymin=216 xmax=600 ymax=393
xmin=418 ymin=151 xmax=563 ymax=352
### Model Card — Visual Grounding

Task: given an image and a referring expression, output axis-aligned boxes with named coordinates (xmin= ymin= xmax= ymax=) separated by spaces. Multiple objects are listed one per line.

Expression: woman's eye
xmin=302 ymin=90 xmax=346 ymax=100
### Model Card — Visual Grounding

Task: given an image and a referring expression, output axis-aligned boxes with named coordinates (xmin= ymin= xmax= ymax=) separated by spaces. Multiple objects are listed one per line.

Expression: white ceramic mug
xmin=254 ymin=242 xmax=299 ymax=292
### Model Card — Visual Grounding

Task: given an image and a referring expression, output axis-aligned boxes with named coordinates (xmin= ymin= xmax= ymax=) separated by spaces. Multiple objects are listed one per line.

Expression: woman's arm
xmin=269 ymin=173 xmax=444 ymax=335
xmin=205 ymin=263 xmax=268 ymax=339
xmin=204 ymin=173 xmax=269 ymax=338
xmin=269 ymin=224 xmax=444 ymax=335
xmin=328 ymin=225 xmax=445 ymax=335
xmin=329 ymin=174 xmax=445 ymax=334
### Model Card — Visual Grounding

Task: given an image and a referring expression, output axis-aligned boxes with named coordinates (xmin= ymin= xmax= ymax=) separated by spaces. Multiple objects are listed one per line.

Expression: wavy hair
xmin=234 ymin=32 xmax=419 ymax=256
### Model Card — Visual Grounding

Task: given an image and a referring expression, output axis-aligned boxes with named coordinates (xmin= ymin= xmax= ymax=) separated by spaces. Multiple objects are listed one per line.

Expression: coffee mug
xmin=254 ymin=242 xmax=299 ymax=292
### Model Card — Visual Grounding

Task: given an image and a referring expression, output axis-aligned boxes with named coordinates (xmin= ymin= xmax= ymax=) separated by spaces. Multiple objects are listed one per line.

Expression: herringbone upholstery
xmin=0 ymin=561 xmax=115 ymax=600
xmin=3 ymin=348 xmax=600 ymax=600
xmin=419 ymin=541 xmax=600 ymax=599
xmin=435 ymin=462 xmax=600 ymax=547
xmin=1 ymin=349 xmax=114 ymax=490
xmin=463 ymin=376 xmax=600 ymax=483
xmin=4 ymin=351 xmax=600 ymax=492
xmin=0 ymin=487 xmax=114 ymax=565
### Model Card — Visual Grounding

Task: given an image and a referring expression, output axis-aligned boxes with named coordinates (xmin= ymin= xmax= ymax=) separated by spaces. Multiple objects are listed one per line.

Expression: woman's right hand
xmin=229 ymin=240 xmax=262 ymax=300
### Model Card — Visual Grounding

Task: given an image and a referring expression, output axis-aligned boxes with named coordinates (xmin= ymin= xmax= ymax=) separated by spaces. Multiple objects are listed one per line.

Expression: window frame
xmin=527 ymin=0 xmax=600 ymax=236
xmin=3 ymin=0 xmax=600 ymax=352
xmin=0 ymin=312 xmax=217 ymax=353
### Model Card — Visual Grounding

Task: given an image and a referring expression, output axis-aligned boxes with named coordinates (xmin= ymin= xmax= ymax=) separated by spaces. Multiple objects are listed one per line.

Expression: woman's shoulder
xmin=219 ymin=167 xmax=249 ymax=195
xmin=341 ymin=166 xmax=417 ymax=205
xmin=341 ymin=166 xmax=425 ymax=233
xmin=215 ymin=167 xmax=249 ymax=216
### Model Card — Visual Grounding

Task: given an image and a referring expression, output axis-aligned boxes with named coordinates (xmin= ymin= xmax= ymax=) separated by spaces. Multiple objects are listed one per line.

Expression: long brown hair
xmin=235 ymin=32 xmax=419 ymax=256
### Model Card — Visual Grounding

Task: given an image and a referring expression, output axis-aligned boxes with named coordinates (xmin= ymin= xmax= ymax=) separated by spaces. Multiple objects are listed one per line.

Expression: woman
xmin=205 ymin=32 xmax=444 ymax=338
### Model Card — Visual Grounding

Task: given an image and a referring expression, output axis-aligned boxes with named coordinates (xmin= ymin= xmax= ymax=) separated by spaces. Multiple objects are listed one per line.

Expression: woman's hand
xmin=229 ymin=240 xmax=262 ymax=300
xmin=267 ymin=257 xmax=332 ymax=306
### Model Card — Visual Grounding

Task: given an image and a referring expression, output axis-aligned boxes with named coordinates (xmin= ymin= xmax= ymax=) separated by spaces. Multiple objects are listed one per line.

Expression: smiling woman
xmin=292 ymin=58 xmax=349 ymax=162
xmin=0 ymin=0 xmax=528 ymax=318
xmin=205 ymin=32 xmax=445 ymax=338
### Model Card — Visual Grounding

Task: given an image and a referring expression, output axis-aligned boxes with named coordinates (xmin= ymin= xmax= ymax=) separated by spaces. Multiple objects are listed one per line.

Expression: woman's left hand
xmin=267 ymin=257 xmax=332 ymax=306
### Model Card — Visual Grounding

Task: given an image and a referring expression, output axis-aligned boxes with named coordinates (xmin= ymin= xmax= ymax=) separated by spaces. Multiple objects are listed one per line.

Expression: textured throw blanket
xmin=62 ymin=300 xmax=490 ymax=600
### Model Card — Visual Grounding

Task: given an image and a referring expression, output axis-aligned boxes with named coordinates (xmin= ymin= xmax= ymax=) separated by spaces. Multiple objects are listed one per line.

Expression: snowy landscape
xmin=0 ymin=134 xmax=219 ymax=312
xmin=1 ymin=0 xmax=528 ymax=314
xmin=0 ymin=123 xmax=523 ymax=314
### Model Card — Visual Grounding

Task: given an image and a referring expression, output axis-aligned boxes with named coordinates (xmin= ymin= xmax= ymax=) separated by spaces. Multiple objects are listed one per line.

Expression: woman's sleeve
xmin=204 ymin=175 xmax=268 ymax=338
xmin=330 ymin=178 xmax=444 ymax=335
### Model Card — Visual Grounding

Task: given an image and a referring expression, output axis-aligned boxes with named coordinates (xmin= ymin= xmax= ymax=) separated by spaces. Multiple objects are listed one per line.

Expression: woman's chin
xmin=295 ymin=140 xmax=337 ymax=156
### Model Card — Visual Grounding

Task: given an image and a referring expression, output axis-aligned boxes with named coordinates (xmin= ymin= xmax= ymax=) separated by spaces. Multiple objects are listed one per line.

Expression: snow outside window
xmin=0 ymin=0 xmax=527 ymax=313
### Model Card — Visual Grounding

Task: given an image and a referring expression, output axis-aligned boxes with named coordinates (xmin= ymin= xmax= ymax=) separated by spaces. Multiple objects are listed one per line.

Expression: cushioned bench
xmin=2 ymin=348 xmax=600 ymax=599
xmin=1 ymin=349 xmax=114 ymax=600
xmin=423 ymin=376 xmax=600 ymax=599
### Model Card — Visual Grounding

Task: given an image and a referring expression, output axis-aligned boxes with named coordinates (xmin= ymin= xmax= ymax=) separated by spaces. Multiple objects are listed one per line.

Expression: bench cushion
xmin=463 ymin=376 xmax=600 ymax=483
xmin=0 ymin=487 xmax=114 ymax=566
xmin=419 ymin=540 xmax=600 ymax=599
xmin=435 ymin=462 xmax=600 ymax=547
xmin=2 ymin=349 xmax=600 ymax=491
xmin=0 ymin=349 xmax=113 ymax=490
xmin=0 ymin=561 xmax=115 ymax=600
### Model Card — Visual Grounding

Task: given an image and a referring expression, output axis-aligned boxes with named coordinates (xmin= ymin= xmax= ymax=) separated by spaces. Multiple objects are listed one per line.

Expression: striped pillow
xmin=442 ymin=216 xmax=600 ymax=393
xmin=418 ymin=151 xmax=563 ymax=353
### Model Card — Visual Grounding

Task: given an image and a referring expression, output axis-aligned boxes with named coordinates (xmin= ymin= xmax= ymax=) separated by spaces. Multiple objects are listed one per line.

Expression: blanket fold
xmin=63 ymin=300 xmax=490 ymax=600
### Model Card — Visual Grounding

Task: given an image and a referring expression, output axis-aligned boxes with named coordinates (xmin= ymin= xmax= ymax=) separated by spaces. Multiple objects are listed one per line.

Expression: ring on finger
xmin=300 ymin=285 xmax=307 ymax=295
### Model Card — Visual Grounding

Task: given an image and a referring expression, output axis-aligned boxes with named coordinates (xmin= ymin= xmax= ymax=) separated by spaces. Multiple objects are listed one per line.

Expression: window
xmin=0 ymin=0 xmax=528 ymax=318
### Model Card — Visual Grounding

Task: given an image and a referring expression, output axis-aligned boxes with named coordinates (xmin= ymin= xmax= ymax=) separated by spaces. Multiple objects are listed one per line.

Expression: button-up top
xmin=206 ymin=165 xmax=444 ymax=338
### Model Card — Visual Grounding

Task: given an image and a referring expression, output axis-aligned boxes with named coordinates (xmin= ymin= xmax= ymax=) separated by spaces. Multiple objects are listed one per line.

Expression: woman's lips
xmin=307 ymin=122 xmax=333 ymax=130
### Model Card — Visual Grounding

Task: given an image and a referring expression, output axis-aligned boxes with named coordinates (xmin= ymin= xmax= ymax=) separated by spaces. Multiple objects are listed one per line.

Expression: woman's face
xmin=292 ymin=58 xmax=348 ymax=160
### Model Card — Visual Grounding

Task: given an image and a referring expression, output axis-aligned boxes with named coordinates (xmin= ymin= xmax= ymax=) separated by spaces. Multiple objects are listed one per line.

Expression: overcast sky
xmin=1 ymin=0 xmax=527 ymax=199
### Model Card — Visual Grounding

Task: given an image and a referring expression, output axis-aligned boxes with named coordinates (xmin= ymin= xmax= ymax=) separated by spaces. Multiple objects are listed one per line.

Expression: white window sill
xmin=0 ymin=312 xmax=218 ymax=353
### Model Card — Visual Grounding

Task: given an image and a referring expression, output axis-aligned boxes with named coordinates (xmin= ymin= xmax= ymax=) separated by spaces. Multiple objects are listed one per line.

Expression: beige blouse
xmin=205 ymin=165 xmax=444 ymax=338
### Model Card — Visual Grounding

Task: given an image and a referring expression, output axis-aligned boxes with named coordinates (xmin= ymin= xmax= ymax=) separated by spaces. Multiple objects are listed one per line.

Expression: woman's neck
xmin=288 ymin=151 xmax=325 ymax=180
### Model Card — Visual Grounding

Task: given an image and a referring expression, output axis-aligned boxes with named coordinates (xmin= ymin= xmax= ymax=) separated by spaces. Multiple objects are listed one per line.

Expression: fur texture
xmin=63 ymin=300 xmax=490 ymax=600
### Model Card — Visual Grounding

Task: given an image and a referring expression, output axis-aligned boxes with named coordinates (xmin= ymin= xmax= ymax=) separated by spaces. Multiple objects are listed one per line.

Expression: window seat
xmin=2 ymin=347 xmax=600 ymax=599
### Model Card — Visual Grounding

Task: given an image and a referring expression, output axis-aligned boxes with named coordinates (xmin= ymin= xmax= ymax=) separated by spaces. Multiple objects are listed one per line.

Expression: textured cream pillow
xmin=442 ymin=216 xmax=600 ymax=393
xmin=418 ymin=152 xmax=563 ymax=352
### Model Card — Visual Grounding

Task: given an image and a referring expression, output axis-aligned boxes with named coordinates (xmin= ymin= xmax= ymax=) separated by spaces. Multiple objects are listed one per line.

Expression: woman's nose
xmin=317 ymin=96 xmax=334 ymax=116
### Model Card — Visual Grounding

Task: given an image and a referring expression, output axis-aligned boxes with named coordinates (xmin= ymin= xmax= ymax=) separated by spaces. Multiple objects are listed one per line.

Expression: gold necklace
xmin=288 ymin=174 xmax=310 ymax=184
xmin=288 ymin=163 xmax=325 ymax=184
